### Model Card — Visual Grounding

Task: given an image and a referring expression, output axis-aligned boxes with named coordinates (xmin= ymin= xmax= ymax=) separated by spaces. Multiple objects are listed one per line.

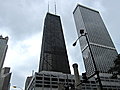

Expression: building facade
xmin=39 ymin=13 xmax=71 ymax=74
xmin=0 ymin=67 xmax=11 ymax=90
xmin=25 ymin=7 xmax=120 ymax=90
xmin=0 ymin=35 xmax=8 ymax=74
xmin=25 ymin=71 xmax=120 ymax=90
xmin=25 ymin=76 xmax=33 ymax=90
xmin=73 ymin=4 xmax=118 ymax=76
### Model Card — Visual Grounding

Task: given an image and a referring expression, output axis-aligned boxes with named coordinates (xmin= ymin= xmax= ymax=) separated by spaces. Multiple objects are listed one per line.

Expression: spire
xmin=54 ymin=0 xmax=56 ymax=14
xmin=48 ymin=1 xmax=49 ymax=13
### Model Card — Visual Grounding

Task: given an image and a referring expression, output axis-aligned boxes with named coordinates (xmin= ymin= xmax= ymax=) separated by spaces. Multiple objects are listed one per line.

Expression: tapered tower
xmin=39 ymin=13 xmax=71 ymax=74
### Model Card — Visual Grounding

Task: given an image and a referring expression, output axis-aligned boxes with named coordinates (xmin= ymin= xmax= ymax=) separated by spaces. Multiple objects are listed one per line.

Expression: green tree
xmin=108 ymin=54 xmax=120 ymax=78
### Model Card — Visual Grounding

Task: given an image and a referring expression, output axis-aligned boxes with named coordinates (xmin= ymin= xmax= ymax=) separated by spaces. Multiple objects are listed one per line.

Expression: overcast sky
xmin=0 ymin=0 xmax=120 ymax=90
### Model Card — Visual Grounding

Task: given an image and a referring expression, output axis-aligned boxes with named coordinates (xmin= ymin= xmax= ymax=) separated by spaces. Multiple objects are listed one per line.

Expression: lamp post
xmin=12 ymin=85 xmax=23 ymax=90
xmin=73 ymin=29 xmax=103 ymax=90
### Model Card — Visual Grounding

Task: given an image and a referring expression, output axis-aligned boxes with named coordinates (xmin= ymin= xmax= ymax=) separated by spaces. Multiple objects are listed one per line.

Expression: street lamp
xmin=73 ymin=29 xmax=103 ymax=90
xmin=12 ymin=85 xmax=23 ymax=90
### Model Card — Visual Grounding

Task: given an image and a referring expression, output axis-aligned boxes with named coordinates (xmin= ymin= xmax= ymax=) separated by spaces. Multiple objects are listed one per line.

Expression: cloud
xmin=0 ymin=0 xmax=46 ymax=41
xmin=100 ymin=1 xmax=120 ymax=53
xmin=5 ymin=32 xmax=42 ymax=66
xmin=4 ymin=32 xmax=42 ymax=89
xmin=1 ymin=0 xmax=120 ymax=90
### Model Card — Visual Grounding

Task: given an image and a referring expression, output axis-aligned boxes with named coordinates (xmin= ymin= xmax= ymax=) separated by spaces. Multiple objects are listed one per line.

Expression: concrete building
xmin=0 ymin=67 xmax=11 ymax=90
xmin=39 ymin=13 xmax=71 ymax=74
xmin=73 ymin=4 xmax=118 ymax=76
xmin=0 ymin=35 xmax=8 ymax=74
xmin=25 ymin=71 xmax=120 ymax=90
xmin=0 ymin=35 xmax=11 ymax=90
xmin=25 ymin=71 xmax=96 ymax=90
xmin=25 ymin=76 xmax=33 ymax=90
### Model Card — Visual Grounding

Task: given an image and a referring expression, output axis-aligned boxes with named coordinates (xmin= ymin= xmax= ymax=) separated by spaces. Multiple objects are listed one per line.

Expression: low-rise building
xmin=0 ymin=67 xmax=12 ymax=90
xmin=25 ymin=71 xmax=120 ymax=90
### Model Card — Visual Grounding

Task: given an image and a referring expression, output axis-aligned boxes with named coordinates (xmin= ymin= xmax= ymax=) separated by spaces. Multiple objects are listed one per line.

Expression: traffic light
xmin=82 ymin=73 xmax=88 ymax=83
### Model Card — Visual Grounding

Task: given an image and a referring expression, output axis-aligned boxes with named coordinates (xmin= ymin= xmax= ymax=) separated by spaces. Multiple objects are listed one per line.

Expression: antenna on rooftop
xmin=54 ymin=0 xmax=56 ymax=14
xmin=48 ymin=1 xmax=49 ymax=13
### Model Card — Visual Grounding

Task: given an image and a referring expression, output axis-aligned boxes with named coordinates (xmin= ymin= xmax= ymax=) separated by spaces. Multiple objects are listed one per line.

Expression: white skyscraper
xmin=73 ymin=4 xmax=118 ymax=76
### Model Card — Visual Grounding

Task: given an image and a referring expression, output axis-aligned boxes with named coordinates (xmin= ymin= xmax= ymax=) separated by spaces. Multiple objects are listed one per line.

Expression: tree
xmin=108 ymin=54 xmax=120 ymax=78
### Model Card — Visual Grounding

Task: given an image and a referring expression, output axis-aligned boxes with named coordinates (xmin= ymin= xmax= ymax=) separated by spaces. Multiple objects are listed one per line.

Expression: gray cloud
xmin=100 ymin=1 xmax=120 ymax=52
xmin=0 ymin=0 xmax=47 ymax=41
xmin=1 ymin=0 xmax=120 ymax=90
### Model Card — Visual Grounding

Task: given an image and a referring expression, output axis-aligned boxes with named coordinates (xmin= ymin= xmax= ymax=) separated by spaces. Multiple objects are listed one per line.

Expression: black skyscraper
xmin=39 ymin=13 xmax=71 ymax=74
